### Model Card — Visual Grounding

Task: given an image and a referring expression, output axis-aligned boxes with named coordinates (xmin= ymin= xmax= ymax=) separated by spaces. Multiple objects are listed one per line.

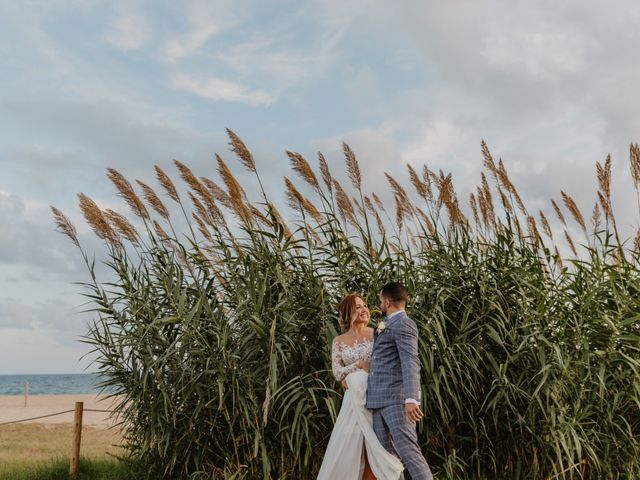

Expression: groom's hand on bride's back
xmin=406 ymin=403 xmax=425 ymax=423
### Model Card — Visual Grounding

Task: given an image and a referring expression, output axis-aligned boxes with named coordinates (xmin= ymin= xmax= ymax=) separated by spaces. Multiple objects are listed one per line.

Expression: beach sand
xmin=0 ymin=394 xmax=125 ymax=467
xmin=0 ymin=394 xmax=121 ymax=428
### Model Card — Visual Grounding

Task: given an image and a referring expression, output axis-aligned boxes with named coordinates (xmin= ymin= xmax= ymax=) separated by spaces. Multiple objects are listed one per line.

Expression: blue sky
xmin=2 ymin=0 xmax=640 ymax=373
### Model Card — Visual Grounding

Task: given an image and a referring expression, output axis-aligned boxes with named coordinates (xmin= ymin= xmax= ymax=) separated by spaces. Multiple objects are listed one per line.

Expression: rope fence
xmin=0 ymin=408 xmax=114 ymax=426
xmin=0 ymin=400 xmax=117 ymax=480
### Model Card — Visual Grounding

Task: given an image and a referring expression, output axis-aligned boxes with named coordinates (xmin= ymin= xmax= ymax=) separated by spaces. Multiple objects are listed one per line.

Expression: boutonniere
xmin=376 ymin=320 xmax=386 ymax=334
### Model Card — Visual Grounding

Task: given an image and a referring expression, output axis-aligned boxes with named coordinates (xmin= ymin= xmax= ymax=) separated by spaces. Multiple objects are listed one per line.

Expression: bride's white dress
xmin=317 ymin=338 xmax=404 ymax=480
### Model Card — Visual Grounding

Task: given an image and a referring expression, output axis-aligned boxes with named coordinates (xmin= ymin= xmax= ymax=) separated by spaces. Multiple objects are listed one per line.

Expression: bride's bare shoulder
xmin=333 ymin=333 xmax=348 ymax=344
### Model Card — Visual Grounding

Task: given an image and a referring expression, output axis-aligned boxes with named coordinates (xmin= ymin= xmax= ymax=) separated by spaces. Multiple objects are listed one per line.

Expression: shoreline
xmin=0 ymin=394 xmax=122 ymax=428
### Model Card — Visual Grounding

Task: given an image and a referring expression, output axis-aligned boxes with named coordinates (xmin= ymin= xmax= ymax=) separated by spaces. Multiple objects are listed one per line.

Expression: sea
xmin=0 ymin=373 xmax=109 ymax=395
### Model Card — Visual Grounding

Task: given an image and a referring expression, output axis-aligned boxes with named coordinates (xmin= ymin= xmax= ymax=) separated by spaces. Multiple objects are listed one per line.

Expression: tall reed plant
xmin=52 ymin=132 xmax=640 ymax=479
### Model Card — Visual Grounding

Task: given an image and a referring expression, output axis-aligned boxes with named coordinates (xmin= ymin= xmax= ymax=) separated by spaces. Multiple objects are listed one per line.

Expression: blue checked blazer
xmin=366 ymin=311 xmax=421 ymax=409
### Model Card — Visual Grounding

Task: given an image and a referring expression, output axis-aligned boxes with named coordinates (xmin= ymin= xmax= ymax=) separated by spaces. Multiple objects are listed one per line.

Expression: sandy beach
xmin=0 ymin=394 xmax=121 ymax=428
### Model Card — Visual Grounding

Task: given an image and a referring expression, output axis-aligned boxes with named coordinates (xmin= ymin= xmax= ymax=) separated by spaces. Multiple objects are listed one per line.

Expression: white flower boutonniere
xmin=376 ymin=320 xmax=386 ymax=334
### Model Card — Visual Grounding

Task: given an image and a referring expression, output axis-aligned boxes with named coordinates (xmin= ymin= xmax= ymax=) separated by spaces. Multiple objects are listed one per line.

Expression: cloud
xmin=0 ymin=296 xmax=82 ymax=333
xmin=103 ymin=10 xmax=152 ymax=51
xmin=160 ymin=0 xmax=241 ymax=62
xmin=170 ymin=73 xmax=276 ymax=106
xmin=0 ymin=328 xmax=93 ymax=374
xmin=0 ymin=190 xmax=85 ymax=275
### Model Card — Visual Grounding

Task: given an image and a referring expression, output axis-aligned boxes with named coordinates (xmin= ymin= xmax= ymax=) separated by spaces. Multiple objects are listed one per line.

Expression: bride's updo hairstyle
xmin=337 ymin=292 xmax=364 ymax=330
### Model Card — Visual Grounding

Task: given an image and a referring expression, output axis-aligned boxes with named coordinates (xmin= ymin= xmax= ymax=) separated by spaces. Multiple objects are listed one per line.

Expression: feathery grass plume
xmin=249 ymin=205 xmax=271 ymax=227
xmin=476 ymin=187 xmax=488 ymax=228
xmin=372 ymin=192 xmax=385 ymax=211
xmin=104 ymin=209 xmax=139 ymax=244
xmin=469 ymin=192 xmax=480 ymax=228
xmin=154 ymin=165 xmax=180 ymax=203
xmin=408 ymin=164 xmax=429 ymax=201
xmin=201 ymin=178 xmax=234 ymax=210
xmin=136 ymin=180 xmax=170 ymax=220
xmin=596 ymin=190 xmax=613 ymax=226
xmin=189 ymin=192 xmax=213 ymax=226
xmin=364 ymin=196 xmax=376 ymax=215
xmin=526 ymin=216 xmax=541 ymax=245
xmin=266 ymin=201 xmax=292 ymax=238
xmin=226 ymin=128 xmax=256 ymax=173
xmin=596 ymin=155 xmax=612 ymax=202
xmin=50 ymin=206 xmax=79 ymax=247
xmin=287 ymin=151 xmax=320 ymax=191
xmin=192 ymin=212 xmax=213 ymax=242
xmin=422 ymin=165 xmax=434 ymax=200
xmin=384 ymin=173 xmax=410 ymax=205
xmin=373 ymin=209 xmax=385 ymax=236
xmin=78 ymin=193 xmax=118 ymax=246
xmin=107 ymin=168 xmax=149 ymax=220
xmin=498 ymin=188 xmax=514 ymax=216
xmin=564 ymin=229 xmax=578 ymax=256
xmin=216 ymin=154 xmax=251 ymax=223
xmin=152 ymin=220 xmax=170 ymax=242
xmin=481 ymin=140 xmax=499 ymax=182
xmin=343 ymin=142 xmax=362 ymax=191
xmin=539 ymin=210 xmax=553 ymax=239
xmin=333 ymin=179 xmax=357 ymax=226
xmin=394 ymin=195 xmax=404 ymax=233
xmin=634 ymin=228 xmax=640 ymax=251
xmin=173 ymin=159 xmax=214 ymax=206
xmin=551 ymin=199 xmax=566 ymax=226
xmin=561 ymin=190 xmax=587 ymax=232
xmin=591 ymin=202 xmax=602 ymax=233
xmin=190 ymin=180 xmax=225 ymax=224
xmin=352 ymin=196 xmax=365 ymax=217
xmin=631 ymin=143 xmax=640 ymax=190
xmin=438 ymin=173 xmax=464 ymax=227
xmin=284 ymin=177 xmax=322 ymax=223
xmin=498 ymin=159 xmax=528 ymax=216
xmin=480 ymin=173 xmax=496 ymax=225
xmin=415 ymin=206 xmax=436 ymax=236
xmin=318 ymin=152 xmax=333 ymax=194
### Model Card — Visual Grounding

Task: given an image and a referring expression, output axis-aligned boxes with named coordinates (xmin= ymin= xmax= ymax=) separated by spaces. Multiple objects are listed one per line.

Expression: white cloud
xmin=163 ymin=24 xmax=218 ymax=62
xmin=103 ymin=11 xmax=152 ymax=51
xmin=170 ymin=73 xmax=275 ymax=106
xmin=160 ymin=0 xmax=241 ymax=62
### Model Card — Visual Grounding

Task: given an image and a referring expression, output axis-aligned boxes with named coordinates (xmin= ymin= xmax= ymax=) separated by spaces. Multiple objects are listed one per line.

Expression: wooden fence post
xmin=70 ymin=401 xmax=84 ymax=479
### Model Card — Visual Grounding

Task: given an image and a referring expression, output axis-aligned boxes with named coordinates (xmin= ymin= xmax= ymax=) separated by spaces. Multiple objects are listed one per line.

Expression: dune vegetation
xmin=51 ymin=131 xmax=640 ymax=479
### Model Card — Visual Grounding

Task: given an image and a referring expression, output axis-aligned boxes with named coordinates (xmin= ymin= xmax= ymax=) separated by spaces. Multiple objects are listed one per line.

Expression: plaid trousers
xmin=372 ymin=403 xmax=433 ymax=480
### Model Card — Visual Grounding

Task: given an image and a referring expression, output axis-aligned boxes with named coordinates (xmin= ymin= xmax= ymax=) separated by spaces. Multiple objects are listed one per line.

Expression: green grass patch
xmin=0 ymin=457 xmax=142 ymax=480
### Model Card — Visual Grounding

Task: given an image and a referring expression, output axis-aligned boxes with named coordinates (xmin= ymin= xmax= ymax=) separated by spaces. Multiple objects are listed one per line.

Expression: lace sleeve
xmin=331 ymin=338 xmax=360 ymax=382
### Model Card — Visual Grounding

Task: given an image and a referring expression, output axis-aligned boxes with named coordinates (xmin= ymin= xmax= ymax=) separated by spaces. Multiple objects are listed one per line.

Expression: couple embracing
xmin=317 ymin=282 xmax=433 ymax=480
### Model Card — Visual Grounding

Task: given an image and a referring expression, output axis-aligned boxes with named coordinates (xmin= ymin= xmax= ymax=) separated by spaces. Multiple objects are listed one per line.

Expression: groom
xmin=366 ymin=282 xmax=433 ymax=480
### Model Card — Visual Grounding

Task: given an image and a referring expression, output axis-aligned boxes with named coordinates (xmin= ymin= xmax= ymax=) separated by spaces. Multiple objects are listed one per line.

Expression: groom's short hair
xmin=380 ymin=282 xmax=408 ymax=306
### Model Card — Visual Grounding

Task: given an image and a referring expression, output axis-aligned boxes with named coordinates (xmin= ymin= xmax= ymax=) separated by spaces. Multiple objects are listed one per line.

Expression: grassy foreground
xmin=0 ymin=423 xmax=127 ymax=480
xmin=0 ymin=458 xmax=139 ymax=480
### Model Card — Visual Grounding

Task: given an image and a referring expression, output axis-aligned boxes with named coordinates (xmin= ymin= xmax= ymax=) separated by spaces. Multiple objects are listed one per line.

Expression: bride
xmin=317 ymin=293 xmax=404 ymax=480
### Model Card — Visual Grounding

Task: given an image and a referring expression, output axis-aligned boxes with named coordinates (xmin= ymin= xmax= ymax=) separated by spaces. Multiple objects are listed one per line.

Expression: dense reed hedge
xmin=52 ymin=132 xmax=640 ymax=479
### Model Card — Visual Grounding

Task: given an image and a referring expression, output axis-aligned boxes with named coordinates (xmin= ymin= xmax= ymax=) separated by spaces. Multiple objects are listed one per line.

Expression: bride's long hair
xmin=337 ymin=292 xmax=364 ymax=330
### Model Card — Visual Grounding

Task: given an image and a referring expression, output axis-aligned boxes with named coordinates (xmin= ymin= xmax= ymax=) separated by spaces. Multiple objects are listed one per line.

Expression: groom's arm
xmin=395 ymin=318 xmax=421 ymax=404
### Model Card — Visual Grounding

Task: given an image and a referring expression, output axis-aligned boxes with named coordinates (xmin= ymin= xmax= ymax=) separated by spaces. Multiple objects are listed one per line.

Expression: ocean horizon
xmin=0 ymin=373 xmax=111 ymax=395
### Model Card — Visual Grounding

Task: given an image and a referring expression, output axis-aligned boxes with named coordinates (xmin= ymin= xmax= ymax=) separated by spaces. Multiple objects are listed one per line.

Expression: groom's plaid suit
xmin=366 ymin=311 xmax=433 ymax=480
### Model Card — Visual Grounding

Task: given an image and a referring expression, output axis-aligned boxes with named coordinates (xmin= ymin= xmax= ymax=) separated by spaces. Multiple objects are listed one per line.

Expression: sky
xmin=2 ymin=0 xmax=640 ymax=374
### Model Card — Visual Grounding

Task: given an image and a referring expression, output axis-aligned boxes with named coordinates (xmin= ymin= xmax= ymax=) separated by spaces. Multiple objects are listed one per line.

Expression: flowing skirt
xmin=317 ymin=370 xmax=404 ymax=480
